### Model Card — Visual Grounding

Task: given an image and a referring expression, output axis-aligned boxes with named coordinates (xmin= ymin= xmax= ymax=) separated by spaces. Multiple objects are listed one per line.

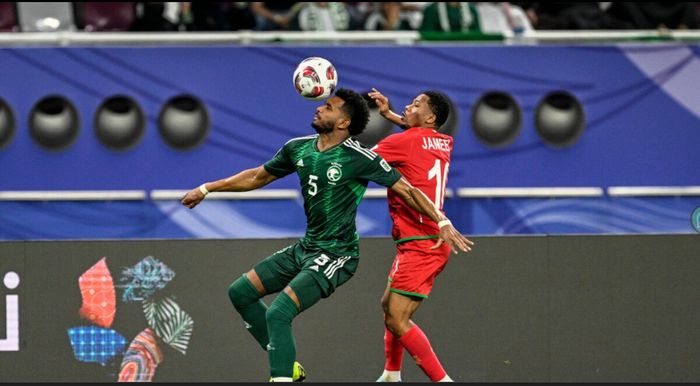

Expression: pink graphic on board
xmin=78 ymin=257 xmax=116 ymax=328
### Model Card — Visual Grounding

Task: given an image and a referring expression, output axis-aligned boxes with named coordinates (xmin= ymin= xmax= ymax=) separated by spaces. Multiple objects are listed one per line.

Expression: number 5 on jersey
xmin=308 ymin=175 xmax=318 ymax=196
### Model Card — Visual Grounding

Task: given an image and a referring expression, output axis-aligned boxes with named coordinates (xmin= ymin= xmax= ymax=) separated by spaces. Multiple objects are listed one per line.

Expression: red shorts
xmin=388 ymin=238 xmax=451 ymax=298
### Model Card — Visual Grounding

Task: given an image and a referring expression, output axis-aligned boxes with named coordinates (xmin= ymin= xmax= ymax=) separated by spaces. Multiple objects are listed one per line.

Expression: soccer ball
xmin=292 ymin=57 xmax=338 ymax=101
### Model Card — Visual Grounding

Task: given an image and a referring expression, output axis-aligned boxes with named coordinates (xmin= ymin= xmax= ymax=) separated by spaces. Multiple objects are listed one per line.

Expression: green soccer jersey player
xmin=181 ymin=88 xmax=471 ymax=382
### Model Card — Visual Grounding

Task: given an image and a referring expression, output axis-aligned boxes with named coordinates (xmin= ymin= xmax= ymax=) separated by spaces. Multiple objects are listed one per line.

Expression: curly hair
xmin=335 ymin=88 xmax=370 ymax=136
xmin=422 ymin=90 xmax=450 ymax=128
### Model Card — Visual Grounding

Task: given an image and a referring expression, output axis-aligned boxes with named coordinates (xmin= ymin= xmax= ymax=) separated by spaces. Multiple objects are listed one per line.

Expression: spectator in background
xmin=250 ymin=1 xmax=297 ymax=30
xmin=515 ymin=2 xmax=624 ymax=30
xmin=606 ymin=2 xmax=699 ymax=30
xmin=181 ymin=2 xmax=256 ymax=31
xmin=74 ymin=2 xmax=135 ymax=32
xmin=474 ymin=2 xmax=534 ymax=35
xmin=419 ymin=2 xmax=481 ymax=33
xmin=130 ymin=2 xmax=180 ymax=31
xmin=344 ymin=2 xmax=375 ymax=30
xmin=288 ymin=2 xmax=351 ymax=31
xmin=364 ymin=2 xmax=413 ymax=31
xmin=0 ymin=2 xmax=18 ymax=32
xmin=400 ymin=2 xmax=430 ymax=30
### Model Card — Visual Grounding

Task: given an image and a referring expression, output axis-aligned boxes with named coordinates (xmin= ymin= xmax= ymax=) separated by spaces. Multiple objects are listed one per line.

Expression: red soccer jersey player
xmin=369 ymin=88 xmax=474 ymax=382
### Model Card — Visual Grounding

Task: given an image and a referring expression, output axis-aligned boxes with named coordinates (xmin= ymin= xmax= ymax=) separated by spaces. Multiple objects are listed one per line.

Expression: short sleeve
xmin=263 ymin=144 xmax=295 ymax=178
xmin=372 ymin=133 xmax=406 ymax=165
xmin=357 ymin=154 xmax=402 ymax=188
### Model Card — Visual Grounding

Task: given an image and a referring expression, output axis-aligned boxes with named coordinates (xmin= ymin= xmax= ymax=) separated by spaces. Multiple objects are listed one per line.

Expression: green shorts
xmin=253 ymin=242 xmax=359 ymax=311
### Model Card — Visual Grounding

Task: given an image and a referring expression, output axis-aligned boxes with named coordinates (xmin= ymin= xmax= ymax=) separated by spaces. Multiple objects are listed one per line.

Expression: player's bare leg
xmin=377 ymin=283 xmax=404 ymax=382
xmin=381 ymin=289 xmax=452 ymax=382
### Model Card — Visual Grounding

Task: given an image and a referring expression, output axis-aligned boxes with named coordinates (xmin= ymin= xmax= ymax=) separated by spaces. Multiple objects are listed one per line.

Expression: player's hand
xmin=181 ymin=187 xmax=206 ymax=209
xmin=367 ymin=88 xmax=390 ymax=116
xmin=432 ymin=224 xmax=474 ymax=254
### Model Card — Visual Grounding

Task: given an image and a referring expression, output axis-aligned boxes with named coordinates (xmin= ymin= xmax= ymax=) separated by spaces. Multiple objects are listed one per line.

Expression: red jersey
xmin=372 ymin=127 xmax=453 ymax=243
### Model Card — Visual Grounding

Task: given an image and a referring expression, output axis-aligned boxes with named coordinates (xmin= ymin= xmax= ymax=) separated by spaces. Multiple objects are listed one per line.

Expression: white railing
xmin=607 ymin=186 xmax=700 ymax=197
xmin=457 ymin=187 xmax=604 ymax=198
xmin=0 ymin=190 xmax=146 ymax=201
xmin=1 ymin=186 xmax=699 ymax=201
xmin=0 ymin=30 xmax=698 ymax=46
xmin=150 ymin=189 xmax=299 ymax=200
xmin=0 ymin=31 xmax=420 ymax=46
xmin=514 ymin=29 xmax=700 ymax=43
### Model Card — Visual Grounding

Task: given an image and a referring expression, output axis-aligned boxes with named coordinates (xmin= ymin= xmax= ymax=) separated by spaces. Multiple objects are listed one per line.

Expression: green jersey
xmin=264 ymin=135 xmax=402 ymax=257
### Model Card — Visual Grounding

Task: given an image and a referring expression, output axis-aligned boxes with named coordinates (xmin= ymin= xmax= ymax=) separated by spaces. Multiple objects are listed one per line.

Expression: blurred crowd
xmin=0 ymin=2 xmax=698 ymax=33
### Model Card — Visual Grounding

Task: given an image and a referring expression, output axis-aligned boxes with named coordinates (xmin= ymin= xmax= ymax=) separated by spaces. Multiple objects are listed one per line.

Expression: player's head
xmin=311 ymin=88 xmax=370 ymax=136
xmin=403 ymin=90 xmax=450 ymax=129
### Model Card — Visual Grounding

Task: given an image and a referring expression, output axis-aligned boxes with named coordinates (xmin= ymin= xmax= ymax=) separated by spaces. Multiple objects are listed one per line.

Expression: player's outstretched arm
xmin=368 ymin=88 xmax=406 ymax=128
xmin=181 ymin=165 xmax=278 ymax=209
xmin=390 ymin=177 xmax=474 ymax=254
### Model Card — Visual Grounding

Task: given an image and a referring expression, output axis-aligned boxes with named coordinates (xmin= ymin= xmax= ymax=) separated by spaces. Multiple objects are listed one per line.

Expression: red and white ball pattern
xmin=293 ymin=57 xmax=338 ymax=101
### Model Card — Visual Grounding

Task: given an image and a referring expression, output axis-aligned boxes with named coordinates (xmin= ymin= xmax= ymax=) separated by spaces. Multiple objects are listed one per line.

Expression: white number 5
xmin=308 ymin=175 xmax=318 ymax=196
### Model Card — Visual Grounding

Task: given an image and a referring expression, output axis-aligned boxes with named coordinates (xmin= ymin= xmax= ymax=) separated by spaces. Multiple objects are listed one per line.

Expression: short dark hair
xmin=335 ymin=88 xmax=370 ymax=136
xmin=422 ymin=90 xmax=450 ymax=128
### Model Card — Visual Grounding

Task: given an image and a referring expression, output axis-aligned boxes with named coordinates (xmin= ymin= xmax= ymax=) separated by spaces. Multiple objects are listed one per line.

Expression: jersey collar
xmin=407 ymin=126 xmax=438 ymax=133
xmin=313 ymin=136 xmax=346 ymax=153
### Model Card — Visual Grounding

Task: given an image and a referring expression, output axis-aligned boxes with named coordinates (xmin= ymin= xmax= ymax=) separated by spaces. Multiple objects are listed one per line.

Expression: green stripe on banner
xmin=420 ymin=31 xmax=504 ymax=41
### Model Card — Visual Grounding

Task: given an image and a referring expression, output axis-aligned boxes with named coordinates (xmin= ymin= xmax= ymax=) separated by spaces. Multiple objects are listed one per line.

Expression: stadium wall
xmin=1 ymin=234 xmax=699 ymax=382
xmin=2 ymin=45 xmax=699 ymax=191
xmin=0 ymin=44 xmax=699 ymax=238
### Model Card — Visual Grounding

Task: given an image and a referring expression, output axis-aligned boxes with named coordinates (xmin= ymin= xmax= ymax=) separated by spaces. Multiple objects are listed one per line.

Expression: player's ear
xmin=337 ymin=117 xmax=350 ymax=130
xmin=425 ymin=113 xmax=436 ymax=126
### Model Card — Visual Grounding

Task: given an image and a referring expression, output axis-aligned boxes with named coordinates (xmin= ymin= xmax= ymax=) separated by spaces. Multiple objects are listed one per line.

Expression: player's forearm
xmin=381 ymin=110 xmax=406 ymax=128
xmin=405 ymin=186 xmax=447 ymax=224
xmin=203 ymin=167 xmax=272 ymax=193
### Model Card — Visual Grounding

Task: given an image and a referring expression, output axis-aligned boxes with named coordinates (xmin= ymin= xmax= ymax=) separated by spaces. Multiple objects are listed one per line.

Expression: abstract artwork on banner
xmin=67 ymin=326 xmax=127 ymax=366
xmin=118 ymin=328 xmax=163 ymax=382
xmin=78 ymin=257 xmax=116 ymax=328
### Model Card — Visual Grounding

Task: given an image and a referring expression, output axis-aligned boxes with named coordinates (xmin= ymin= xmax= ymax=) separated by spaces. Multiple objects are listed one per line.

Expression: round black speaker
xmin=29 ymin=95 xmax=80 ymax=151
xmin=94 ymin=95 xmax=145 ymax=150
xmin=535 ymin=91 xmax=585 ymax=147
xmin=158 ymin=95 xmax=209 ymax=150
xmin=471 ymin=92 xmax=521 ymax=148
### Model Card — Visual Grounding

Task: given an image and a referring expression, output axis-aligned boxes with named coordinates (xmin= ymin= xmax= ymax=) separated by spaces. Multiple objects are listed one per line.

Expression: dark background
xmin=1 ymin=234 xmax=699 ymax=382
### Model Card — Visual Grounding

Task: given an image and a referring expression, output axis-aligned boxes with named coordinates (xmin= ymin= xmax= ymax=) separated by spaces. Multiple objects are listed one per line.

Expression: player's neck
xmin=407 ymin=125 xmax=437 ymax=131
xmin=316 ymin=132 xmax=349 ymax=152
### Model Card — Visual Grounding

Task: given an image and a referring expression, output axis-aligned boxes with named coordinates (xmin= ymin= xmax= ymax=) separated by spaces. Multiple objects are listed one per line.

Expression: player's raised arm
xmin=389 ymin=176 xmax=474 ymax=254
xmin=181 ymin=165 xmax=278 ymax=209
xmin=367 ymin=88 xmax=406 ymax=129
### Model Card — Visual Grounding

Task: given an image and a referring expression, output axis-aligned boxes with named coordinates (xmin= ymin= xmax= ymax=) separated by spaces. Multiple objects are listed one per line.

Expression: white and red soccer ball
xmin=293 ymin=57 xmax=338 ymax=101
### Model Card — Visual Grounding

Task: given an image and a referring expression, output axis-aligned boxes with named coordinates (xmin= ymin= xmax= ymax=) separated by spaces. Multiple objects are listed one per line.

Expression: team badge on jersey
xmin=380 ymin=159 xmax=391 ymax=172
xmin=327 ymin=163 xmax=343 ymax=183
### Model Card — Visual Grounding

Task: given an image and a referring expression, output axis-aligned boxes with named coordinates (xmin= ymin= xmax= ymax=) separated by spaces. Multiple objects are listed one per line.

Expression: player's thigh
xmin=253 ymin=243 xmax=303 ymax=294
xmin=291 ymin=252 xmax=359 ymax=311
xmin=389 ymin=239 xmax=450 ymax=298
xmin=386 ymin=289 xmax=423 ymax=320
xmin=286 ymin=271 xmax=324 ymax=313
